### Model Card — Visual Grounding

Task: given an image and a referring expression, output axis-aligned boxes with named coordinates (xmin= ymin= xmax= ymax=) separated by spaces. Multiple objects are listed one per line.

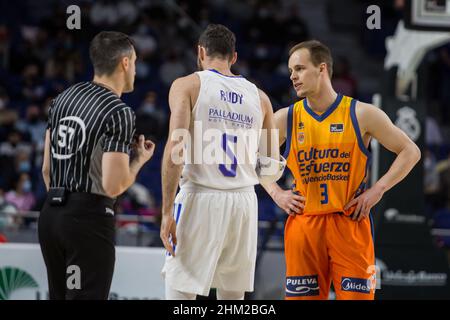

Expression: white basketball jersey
xmin=180 ymin=69 xmax=263 ymax=190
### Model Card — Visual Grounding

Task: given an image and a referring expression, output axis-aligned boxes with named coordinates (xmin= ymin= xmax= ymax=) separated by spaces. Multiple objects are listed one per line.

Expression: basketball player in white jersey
xmin=160 ymin=24 xmax=285 ymax=300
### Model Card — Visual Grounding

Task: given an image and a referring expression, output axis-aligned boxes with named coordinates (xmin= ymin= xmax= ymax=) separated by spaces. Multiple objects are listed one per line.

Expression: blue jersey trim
xmin=350 ymin=98 xmax=371 ymax=158
xmin=283 ymin=104 xmax=295 ymax=159
xmin=369 ymin=211 xmax=375 ymax=266
xmin=173 ymin=203 xmax=182 ymax=254
xmin=166 ymin=203 xmax=183 ymax=256
xmin=303 ymin=93 xmax=343 ymax=122
xmin=369 ymin=211 xmax=375 ymax=243
xmin=208 ymin=69 xmax=244 ymax=78
xmin=355 ymin=153 xmax=372 ymax=196
xmin=175 ymin=203 xmax=182 ymax=224
xmin=365 ymin=154 xmax=373 ymax=181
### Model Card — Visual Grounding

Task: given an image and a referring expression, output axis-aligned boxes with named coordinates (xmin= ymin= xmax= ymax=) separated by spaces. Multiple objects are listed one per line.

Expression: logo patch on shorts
xmin=330 ymin=123 xmax=344 ymax=132
xmin=341 ymin=277 xmax=371 ymax=294
xmin=286 ymin=275 xmax=319 ymax=297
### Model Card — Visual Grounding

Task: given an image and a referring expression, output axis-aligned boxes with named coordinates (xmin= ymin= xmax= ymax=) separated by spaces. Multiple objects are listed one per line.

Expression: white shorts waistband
xmin=180 ymin=181 xmax=255 ymax=193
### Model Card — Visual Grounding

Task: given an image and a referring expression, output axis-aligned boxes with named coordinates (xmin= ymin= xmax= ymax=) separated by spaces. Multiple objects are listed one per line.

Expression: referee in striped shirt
xmin=39 ymin=31 xmax=155 ymax=300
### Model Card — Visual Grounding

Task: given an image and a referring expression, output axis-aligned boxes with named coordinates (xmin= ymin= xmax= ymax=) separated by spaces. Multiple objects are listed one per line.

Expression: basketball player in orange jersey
xmin=262 ymin=40 xmax=421 ymax=300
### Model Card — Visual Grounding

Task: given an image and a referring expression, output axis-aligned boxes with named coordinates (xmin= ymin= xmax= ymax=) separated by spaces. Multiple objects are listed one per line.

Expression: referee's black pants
xmin=38 ymin=192 xmax=116 ymax=300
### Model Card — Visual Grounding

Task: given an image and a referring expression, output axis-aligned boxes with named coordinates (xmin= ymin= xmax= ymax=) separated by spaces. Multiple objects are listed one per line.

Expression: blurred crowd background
xmin=0 ymin=0 xmax=449 ymax=253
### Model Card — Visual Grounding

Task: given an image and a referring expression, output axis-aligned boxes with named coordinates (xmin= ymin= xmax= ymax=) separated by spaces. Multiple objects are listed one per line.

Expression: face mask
xmin=19 ymin=161 xmax=31 ymax=173
xmin=28 ymin=116 xmax=39 ymax=124
xmin=142 ymin=103 xmax=155 ymax=114
xmin=22 ymin=180 xmax=32 ymax=193
xmin=137 ymin=24 xmax=148 ymax=35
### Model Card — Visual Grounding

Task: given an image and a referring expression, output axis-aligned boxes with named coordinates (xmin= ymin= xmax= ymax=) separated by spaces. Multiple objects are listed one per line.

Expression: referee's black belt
xmin=48 ymin=188 xmax=115 ymax=208
xmin=65 ymin=192 xmax=115 ymax=208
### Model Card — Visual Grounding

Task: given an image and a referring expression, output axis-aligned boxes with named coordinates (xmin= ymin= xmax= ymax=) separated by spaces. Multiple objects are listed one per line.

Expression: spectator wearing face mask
xmin=0 ymin=109 xmax=18 ymax=142
xmin=17 ymin=104 xmax=47 ymax=148
xmin=0 ymin=185 xmax=17 ymax=234
xmin=15 ymin=151 xmax=33 ymax=174
xmin=0 ymin=130 xmax=33 ymax=186
xmin=0 ymin=86 xmax=10 ymax=110
xmin=0 ymin=129 xmax=32 ymax=158
xmin=21 ymin=64 xmax=47 ymax=103
xmin=136 ymin=91 xmax=167 ymax=141
xmin=4 ymin=172 xmax=36 ymax=212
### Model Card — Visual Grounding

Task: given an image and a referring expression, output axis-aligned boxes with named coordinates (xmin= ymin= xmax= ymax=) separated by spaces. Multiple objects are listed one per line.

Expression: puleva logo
xmin=286 ymin=275 xmax=320 ymax=297
xmin=0 ymin=267 xmax=38 ymax=300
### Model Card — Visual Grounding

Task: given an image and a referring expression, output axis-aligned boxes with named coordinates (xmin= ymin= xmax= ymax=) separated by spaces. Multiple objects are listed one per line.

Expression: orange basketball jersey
xmin=284 ymin=94 xmax=371 ymax=216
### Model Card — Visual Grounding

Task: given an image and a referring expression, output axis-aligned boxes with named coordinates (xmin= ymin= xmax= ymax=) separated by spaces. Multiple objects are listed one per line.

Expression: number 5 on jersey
xmin=219 ymin=133 xmax=237 ymax=178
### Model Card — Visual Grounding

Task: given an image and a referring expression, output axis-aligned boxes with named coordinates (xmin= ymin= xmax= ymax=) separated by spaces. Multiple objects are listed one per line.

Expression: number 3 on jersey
xmin=320 ymin=183 xmax=329 ymax=205
xmin=219 ymin=133 xmax=237 ymax=177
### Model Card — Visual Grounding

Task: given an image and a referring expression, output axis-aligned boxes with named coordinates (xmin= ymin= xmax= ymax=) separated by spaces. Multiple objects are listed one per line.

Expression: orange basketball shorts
xmin=284 ymin=213 xmax=376 ymax=300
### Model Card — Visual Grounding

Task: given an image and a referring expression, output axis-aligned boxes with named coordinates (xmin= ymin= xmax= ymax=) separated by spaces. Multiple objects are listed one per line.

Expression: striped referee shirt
xmin=47 ymin=81 xmax=136 ymax=196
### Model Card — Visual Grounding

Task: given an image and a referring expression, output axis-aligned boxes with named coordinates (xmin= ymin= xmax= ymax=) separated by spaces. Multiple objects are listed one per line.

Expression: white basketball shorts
xmin=161 ymin=184 xmax=258 ymax=296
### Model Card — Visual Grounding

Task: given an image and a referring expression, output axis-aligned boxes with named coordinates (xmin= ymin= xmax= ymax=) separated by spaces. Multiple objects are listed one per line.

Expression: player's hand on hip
xmin=344 ymin=186 xmax=384 ymax=222
xmin=273 ymin=189 xmax=305 ymax=216
xmin=160 ymin=214 xmax=177 ymax=256
xmin=134 ymin=134 xmax=155 ymax=163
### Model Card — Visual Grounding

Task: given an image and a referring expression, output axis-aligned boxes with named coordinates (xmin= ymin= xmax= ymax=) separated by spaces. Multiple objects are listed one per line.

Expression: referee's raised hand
xmin=133 ymin=134 xmax=155 ymax=164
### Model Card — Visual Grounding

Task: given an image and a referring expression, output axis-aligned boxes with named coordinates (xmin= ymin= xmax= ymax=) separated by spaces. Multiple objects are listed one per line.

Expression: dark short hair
xmin=289 ymin=40 xmax=333 ymax=78
xmin=89 ymin=31 xmax=135 ymax=76
xmin=198 ymin=24 xmax=236 ymax=60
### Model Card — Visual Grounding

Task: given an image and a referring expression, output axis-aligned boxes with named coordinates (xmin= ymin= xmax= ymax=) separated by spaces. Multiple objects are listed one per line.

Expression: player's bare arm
xmin=160 ymin=74 xmax=198 ymax=256
xmin=274 ymin=106 xmax=288 ymax=146
xmin=344 ymin=101 xmax=421 ymax=221
xmin=262 ymin=107 xmax=305 ymax=216
xmin=42 ymin=129 xmax=51 ymax=191
xmin=258 ymin=89 xmax=280 ymax=161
